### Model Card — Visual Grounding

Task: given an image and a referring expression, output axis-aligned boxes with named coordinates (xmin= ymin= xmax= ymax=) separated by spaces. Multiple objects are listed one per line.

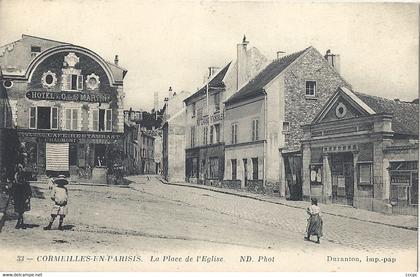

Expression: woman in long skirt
xmin=305 ymin=198 xmax=323 ymax=244
xmin=12 ymin=164 xmax=32 ymax=229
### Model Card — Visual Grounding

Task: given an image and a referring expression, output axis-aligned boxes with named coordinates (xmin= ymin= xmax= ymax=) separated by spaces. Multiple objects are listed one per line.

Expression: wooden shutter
xmin=62 ymin=74 xmax=68 ymax=90
xmin=46 ymin=143 xmax=69 ymax=171
xmin=93 ymin=110 xmax=99 ymax=131
xmin=29 ymin=107 xmax=37 ymax=129
xmin=105 ymin=109 xmax=112 ymax=131
xmin=51 ymin=107 xmax=58 ymax=129
xmin=65 ymin=109 xmax=71 ymax=130
xmin=72 ymin=109 xmax=78 ymax=130
xmin=77 ymin=75 xmax=83 ymax=90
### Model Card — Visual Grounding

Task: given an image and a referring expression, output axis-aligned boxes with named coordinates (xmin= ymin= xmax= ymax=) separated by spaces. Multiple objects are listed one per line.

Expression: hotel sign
xmin=26 ymin=91 xmax=111 ymax=103
xmin=197 ymin=112 xmax=224 ymax=126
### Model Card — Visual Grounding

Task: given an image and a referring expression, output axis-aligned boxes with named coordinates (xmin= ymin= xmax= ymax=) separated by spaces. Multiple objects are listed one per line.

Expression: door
xmin=331 ymin=153 xmax=354 ymax=205
xmin=243 ymin=158 xmax=248 ymax=187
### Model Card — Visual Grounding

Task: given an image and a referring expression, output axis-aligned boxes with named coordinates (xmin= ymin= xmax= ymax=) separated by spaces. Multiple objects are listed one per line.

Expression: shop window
xmin=65 ymin=109 xmax=79 ymax=130
xmin=231 ymin=159 xmax=237 ymax=180
xmin=390 ymin=166 xmax=418 ymax=206
xmin=30 ymin=107 xmax=58 ymax=130
xmin=310 ymin=164 xmax=323 ymax=185
xmin=69 ymin=144 xmax=78 ymax=166
xmin=209 ymin=157 xmax=219 ymax=179
xmin=358 ymin=163 xmax=372 ymax=184
xmin=252 ymin=119 xmax=259 ymax=141
xmin=231 ymin=123 xmax=238 ymax=144
xmin=252 ymin=157 xmax=258 ymax=180
xmin=93 ymin=109 xmax=112 ymax=131
xmin=305 ymin=81 xmax=317 ymax=97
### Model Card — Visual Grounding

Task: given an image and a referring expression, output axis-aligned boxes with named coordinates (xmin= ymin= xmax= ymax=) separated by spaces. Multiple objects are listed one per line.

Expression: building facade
xmin=302 ymin=87 xmax=418 ymax=215
xmin=223 ymin=47 xmax=348 ymax=198
xmin=183 ymin=37 xmax=268 ymax=185
xmin=0 ymin=35 xmax=127 ymax=182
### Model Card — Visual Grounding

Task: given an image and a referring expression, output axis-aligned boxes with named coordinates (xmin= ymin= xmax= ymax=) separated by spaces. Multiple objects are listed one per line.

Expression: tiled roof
xmin=355 ymin=92 xmax=419 ymax=136
xmin=225 ymin=47 xmax=310 ymax=105
xmin=183 ymin=62 xmax=231 ymax=103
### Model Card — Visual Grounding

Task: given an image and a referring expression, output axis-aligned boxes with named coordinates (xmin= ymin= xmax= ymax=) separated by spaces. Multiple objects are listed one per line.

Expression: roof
xmin=354 ymin=91 xmax=419 ymax=136
xmin=183 ymin=62 xmax=231 ymax=103
xmin=0 ymin=34 xmax=126 ymax=81
xmin=225 ymin=47 xmax=310 ymax=105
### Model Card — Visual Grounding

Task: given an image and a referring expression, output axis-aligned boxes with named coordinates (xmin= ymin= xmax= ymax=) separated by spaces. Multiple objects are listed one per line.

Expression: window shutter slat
xmin=78 ymin=75 xmax=83 ymax=90
xmin=93 ymin=110 xmax=99 ymax=131
xmin=66 ymin=109 xmax=71 ymax=130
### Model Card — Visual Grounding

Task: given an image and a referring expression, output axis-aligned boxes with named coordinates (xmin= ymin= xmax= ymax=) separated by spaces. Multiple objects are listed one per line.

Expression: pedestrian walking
xmin=43 ymin=175 xmax=69 ymax=231
xmin=304 ymin=198 xmax=323 ymax=244
xmin=12 ymin=164 xmax=32 ymax=229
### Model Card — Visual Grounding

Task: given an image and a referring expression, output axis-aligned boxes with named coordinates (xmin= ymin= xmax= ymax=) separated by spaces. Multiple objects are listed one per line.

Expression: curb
xmin=157 ymin=177 xmax=417 ymax=231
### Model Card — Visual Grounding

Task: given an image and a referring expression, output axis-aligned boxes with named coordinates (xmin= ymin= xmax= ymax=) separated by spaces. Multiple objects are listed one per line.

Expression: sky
xmin=0 ymin=0 xmax=418 ymax=110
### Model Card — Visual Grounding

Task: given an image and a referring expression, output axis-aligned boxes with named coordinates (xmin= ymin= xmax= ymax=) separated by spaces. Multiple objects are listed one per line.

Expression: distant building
xmin=162 ymin=90 xmax=189 ymax=182
xmin=302 ymin=87 xmax=418 ymax=215
xmin=0 ymin=34 xmax=127 ymax=183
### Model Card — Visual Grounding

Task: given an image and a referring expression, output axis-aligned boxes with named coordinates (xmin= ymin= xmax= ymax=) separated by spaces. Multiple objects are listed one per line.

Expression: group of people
xmin=10 ymin=164 xmax=69 ymax=231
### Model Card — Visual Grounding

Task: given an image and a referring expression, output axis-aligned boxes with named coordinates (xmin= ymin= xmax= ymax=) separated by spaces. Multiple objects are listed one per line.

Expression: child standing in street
xmin=43 ymin=175 xmax=69 ymax=231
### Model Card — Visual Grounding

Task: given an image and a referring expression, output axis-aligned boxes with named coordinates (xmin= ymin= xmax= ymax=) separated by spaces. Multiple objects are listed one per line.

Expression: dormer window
xmin=62 ymin=73 xmax=83 ymax=91
xmin=31 ymin=46 xmax=41 ymax=57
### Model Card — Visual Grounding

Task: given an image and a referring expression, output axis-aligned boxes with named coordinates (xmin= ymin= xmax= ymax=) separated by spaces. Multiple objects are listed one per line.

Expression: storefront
xmin=302 ymin=87 xmax=418 ymax=214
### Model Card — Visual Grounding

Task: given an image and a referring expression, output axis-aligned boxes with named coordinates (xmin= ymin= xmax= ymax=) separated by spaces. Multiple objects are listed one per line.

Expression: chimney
xmin=324 ymin=49 xmax=340 ymax=73
xmin=236 ymin=35 xmax=249 ymax=90
xmin=276 ymin=51 xmax=286 ymax=59
xmin=208 ymin=67 xmax=220 ymax=78
xmin=168 ymin=86 xmax=172 ymax=99
xmin=114 ymin=55 xmax=119 ymax=66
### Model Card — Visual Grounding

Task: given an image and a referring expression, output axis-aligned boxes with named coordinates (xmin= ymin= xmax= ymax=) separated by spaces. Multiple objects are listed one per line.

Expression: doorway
xmin=331 ymin=152 xmax=354 ymax=205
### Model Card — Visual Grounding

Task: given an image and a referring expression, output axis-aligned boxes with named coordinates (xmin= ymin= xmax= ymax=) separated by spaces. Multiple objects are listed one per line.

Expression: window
xmin=283 ymin=122 xmax=290 ymax=133
xmin=252 ymin=158 xmax=259 ymax=180
xmin=63 ymin=74 xmax=83 ymax=91
xmin=358 ymin=163 xmax=372 ymax=184
xmin=214 ymin=124 xmax=220 ymax=143
xmin=29 ymin=106 xmax=58 ymax=130
xmin=65 ymin=109 xmax=79 ymax=130
xmin=390 ymin=161 xmax=418 ymax=205
xmin=93 ymin=109 xmax=112 ymax=131
xmin=252 ymin=119 xmax=259 ymax=141
xmin=305 ymin=81 xmax=317 ymax=97
xmin=190 ymin=126 xmax=196 ymax=147
xmin=231 ymin=123 xmax=238 ymax=144
xmin=214 ymin=93 xmax=220 ymax=112
xmin=192 ymin=103 xmax=196 ymax=117
xmin=197 ymin=107 xmax=203 ymax=120
xmin=210 ymin=125 xmax=214 ymax=144
xmin=231 ymin=159 xmax=237 ymax=180
xmin=203 ymin=126 xmax=208 ymax=145
xmin=31 ymin=46 xmax=41 ymax=57
xmin=2 ymin=80 xmax=13 ymax=88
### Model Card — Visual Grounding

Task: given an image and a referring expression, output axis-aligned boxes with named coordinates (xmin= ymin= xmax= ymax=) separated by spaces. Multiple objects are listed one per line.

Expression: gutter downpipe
xmin=263 ymin=89 xmax=267 ymax=187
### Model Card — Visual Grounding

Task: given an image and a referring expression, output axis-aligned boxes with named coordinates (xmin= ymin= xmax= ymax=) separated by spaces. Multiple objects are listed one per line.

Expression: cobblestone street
xmin=0 ymin=176 xmax=417 ymax=271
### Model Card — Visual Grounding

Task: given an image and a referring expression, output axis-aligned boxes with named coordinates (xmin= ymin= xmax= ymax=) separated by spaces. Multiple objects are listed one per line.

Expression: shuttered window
xmin=252 ymin=119 xmax=259 ymax=141
xmin=65 ymin=109 xmax=79 ymax=130
xmin=105 ymin=109 xmax=112 ymax=131
xmin=63 ymin=74 xmax=83 ymax=91
xmin=29 ymin=107 xmax=37 ymax=129
xmin=51 ymin=107 xmax=58 ymax=129
xmin=93 ymin=110 xmax=99 ymax=131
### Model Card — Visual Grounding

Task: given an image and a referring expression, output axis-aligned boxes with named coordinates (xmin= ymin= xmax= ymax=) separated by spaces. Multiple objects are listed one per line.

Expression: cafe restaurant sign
xmin=26 ymin=91 xmax=111 ymax=103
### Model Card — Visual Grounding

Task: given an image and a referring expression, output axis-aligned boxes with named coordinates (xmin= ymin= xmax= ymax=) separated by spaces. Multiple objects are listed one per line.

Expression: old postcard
xmin=0 ymin=0 xmax=418 ymax=273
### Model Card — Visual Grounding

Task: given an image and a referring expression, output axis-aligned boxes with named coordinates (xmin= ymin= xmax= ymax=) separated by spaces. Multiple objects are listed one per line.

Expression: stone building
xmin=302 ymin=87 xmax=418 ymax=215
xmin=223 ymin=46 xmax=348 ymax=198
xmin=0 ymin=35 xmax=127 ymax=182
xmin=183 ymin=37 xmax=268 ymax=185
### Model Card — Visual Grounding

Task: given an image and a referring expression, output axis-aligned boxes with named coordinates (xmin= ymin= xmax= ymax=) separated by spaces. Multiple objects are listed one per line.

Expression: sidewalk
xmin=158 ymin=177 xmax=418 ymax=231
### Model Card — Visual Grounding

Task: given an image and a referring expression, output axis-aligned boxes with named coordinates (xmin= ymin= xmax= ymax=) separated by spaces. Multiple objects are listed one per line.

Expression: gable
xmin=313 ymin=87 xmax=376 ymax=124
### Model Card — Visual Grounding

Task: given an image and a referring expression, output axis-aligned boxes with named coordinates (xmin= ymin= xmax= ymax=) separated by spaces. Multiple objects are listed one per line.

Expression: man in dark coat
xmin=12 ymin=164 xmax=32 ymax=229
